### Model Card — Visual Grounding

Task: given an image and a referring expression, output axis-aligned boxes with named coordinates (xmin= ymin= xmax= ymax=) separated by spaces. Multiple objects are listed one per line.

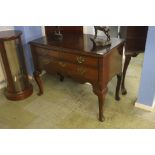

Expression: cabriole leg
xmin=121 ymin=55 xmax=131 ymax=95
xmin=93 ymin=86 xmax=108 ymax=122
xmin=33 ymin=71 xmax=43 ymax=96
xmin=115 ymin=73 xmax=122 ymax=101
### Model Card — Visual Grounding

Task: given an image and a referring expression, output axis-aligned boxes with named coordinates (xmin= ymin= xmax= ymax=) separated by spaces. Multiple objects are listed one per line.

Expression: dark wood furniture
xmin=45 ymin=26 xmax=83 ymax=38
xmin=0 ymin=30 xmax=33 ymax=100
xmin=29 ymin=34 xmax=125 ymax=121
xmin=120 ymin=26 xmax=148 ymax=94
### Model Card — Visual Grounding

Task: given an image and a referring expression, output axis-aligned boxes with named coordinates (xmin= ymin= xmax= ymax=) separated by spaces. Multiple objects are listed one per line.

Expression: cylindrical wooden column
xmin=0 ymin=30 xmax=33 ymax=101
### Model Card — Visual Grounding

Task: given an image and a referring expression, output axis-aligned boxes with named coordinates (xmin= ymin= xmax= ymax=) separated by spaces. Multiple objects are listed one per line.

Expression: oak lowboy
xmin=29 ymin=34 xmax=125 ymax=122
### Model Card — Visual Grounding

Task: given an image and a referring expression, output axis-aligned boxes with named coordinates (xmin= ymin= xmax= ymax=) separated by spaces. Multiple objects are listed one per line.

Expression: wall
xmin=83 ymin=26 xmax=94 ymax=34
xmin=136 ymin=26 xmax=155 ymax=109
xmin=83 ymin=26 xmax=119 ymax=37
xmin=0 ymin=26 xmax=14 ymax=88
xmin=14 ymin=26 xmax=43 ymax=75
xmin=0 ymin=26 xmax=14 ymax=31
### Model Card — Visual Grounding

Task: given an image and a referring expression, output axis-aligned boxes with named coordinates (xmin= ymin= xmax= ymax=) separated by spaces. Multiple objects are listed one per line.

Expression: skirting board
xmin=135 ymin=102 xmax=154 ymax=112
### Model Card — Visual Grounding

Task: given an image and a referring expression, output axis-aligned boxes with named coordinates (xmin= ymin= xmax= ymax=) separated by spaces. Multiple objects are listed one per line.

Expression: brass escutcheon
xmin=76 ymin=56 xmax=85 ymax=64
xmin=77 ymin=66 xmax=86 ymax=75
xmin=59 ymin=61 xmax=66 ymax=67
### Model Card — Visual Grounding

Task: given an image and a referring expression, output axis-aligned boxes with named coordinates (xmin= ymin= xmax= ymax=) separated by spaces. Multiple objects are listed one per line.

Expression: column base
xmin=5 ymin=84 xmax=33 ymax=101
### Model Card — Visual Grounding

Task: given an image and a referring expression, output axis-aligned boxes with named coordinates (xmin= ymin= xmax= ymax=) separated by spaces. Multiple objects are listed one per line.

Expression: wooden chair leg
xmin=121 ymin=55 xmax=131 ymax=95
xmin=93 ymin=85 xmax=108 ymax=122
xmin=57 ymin=73 xmax=64 ymax=82
xmin=33 ymin=71 xmax=43 ymax=96
xmin=115 ymin=73 xmax=122 ymax=101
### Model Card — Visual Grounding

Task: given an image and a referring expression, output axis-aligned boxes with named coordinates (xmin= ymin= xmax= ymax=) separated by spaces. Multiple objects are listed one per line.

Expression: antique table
xmin=29 ymin=34 xmax=125 ymax=121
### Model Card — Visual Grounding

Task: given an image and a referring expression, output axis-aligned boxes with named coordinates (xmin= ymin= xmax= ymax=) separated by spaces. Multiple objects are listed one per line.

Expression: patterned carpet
xmin=0 ymin=53 xmax=155 ymax=128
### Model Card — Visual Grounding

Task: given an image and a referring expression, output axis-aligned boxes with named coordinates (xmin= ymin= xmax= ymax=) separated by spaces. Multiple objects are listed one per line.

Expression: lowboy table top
xmin=30 ymin=34 xmax=124 ymax=57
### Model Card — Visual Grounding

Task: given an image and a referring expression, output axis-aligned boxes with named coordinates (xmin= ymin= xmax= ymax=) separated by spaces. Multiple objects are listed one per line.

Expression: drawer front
xmin=68 ymin=64 xmax=98 ymax=82
xmin=34 ymin=46 xmax=59 ymax=58
xmin=44 ymin=60 xmax=98 ymax=82
xmin=38 ymin=56 xmax=52 ymax=69
xmin=34 ymin=46 xmax=98 ymax=68
xmin=59 ymin=52 xmax=98 ymax=68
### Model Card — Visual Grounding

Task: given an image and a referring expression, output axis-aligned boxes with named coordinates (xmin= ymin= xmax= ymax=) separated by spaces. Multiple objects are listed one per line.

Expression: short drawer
xmin=47 ymin=52 xmax=98 ymax=68
xmin=34 ymin=46 xmax=98 ymax=68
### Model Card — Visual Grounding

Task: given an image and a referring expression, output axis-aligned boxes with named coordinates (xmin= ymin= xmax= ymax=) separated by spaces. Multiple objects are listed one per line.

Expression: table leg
xmin=57 ymin=73 xmax=64 ymax=82
xmin=115 ymin=73 xmax=122 ymax=101
xmin=33 ymin=71 xmax=43 ymax=96
xmin=121 ymin=55 xmax=131 ymax=95
xmin=93 ymin=86 xmax=108 ymax=122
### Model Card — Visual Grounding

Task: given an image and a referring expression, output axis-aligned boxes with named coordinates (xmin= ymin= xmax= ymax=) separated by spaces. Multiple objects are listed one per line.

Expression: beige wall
xmin=0 ymin=26 xmax=14 ymax=88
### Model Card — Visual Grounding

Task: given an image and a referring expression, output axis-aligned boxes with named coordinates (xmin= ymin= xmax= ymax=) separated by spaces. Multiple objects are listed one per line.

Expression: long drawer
xmin=34 ymin=46 xmax=98 ymax=68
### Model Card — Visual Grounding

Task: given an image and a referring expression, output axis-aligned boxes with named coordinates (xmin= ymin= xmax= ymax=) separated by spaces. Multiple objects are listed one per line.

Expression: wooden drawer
xmin=68 ymin=64 xmax=98 ymax=82
xmin=44 ymin=60 xmax=98 ymax=82
xmin=59 ymin=52 xmax=98 ymax=68
xmin=34 ymin=46 xmax=98 ymax=68
xmin=38 ymin=56 xmax=52 ymax=69
xmin=34 ymin=46 xmax=59 ymax=58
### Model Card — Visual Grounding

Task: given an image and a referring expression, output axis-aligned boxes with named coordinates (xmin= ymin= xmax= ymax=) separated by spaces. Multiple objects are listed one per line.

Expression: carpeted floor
xmin=0 ymin=53 xmax=155 ymax=129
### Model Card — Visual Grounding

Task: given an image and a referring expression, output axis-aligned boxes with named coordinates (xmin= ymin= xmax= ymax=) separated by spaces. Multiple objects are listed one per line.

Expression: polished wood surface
xmin=30 ymin=34 xmax=124 ymax=56
xmin=120 ymin=26 xmax=148 ymax=94
xmin=30 ymin=34 xmax=125 ymax=121
xmin=120 ymin=26 xmax=148 ymax=51
xmin=45 ymin=26 xmax=83 ymax=38
xmin=0 ymin=30 xmax=33 ymax=101
xmin=0 ymin=30 xmax=22 ymax=41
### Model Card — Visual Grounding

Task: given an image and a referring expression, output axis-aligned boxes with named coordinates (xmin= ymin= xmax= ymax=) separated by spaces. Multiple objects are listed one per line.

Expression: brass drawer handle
xmin=76 ymin=56 xmax=85 ymax=64
xmin=77 ymin=67 xmax=86 ymax=75
xmin=59 ymin=61 xmax=66 ymax=67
